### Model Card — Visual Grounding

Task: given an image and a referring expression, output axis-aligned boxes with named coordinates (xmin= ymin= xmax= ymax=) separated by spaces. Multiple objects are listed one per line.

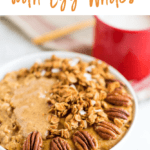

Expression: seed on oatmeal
xmin=84 ymin=73 xmax=92 ymax=81
xmin=70 ymin=84 xmax=76 ymax=89
xmin=86 ymin=65 xmax=95 ymax=72
xmin=95 ymin=109 xmax=102 ymax=113
xmin=91 ymin=100 xmax=96 ymax=106
xmin=79 ymin=110 xmax=87 ymax=115
xmin=69 ymin=58 xmax=80 ymax=67
xmin=41 ymin=70 xmax=46 ymax=76
xmin=51 ymin=68 xmax=60 ymax=73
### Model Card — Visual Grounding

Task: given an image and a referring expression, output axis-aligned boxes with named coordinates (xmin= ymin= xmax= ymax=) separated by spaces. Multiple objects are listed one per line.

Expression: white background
xmin=0 ymin=0 xmax=150 ymax=15
xmin=0 ymin=18 xmax=150 ymax=150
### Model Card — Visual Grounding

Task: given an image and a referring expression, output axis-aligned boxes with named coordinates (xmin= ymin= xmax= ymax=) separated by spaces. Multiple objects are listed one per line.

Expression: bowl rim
xmin=0 ymin=51 xmax=138 ymax=150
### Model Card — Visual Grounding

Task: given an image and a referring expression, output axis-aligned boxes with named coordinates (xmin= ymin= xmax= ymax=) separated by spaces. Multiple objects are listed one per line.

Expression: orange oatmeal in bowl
xmin=0 ymin=55 xmax=133 ymax=150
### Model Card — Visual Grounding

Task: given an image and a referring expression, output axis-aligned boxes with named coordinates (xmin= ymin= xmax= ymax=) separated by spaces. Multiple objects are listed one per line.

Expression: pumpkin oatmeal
xmin=0 ymin=55 xmax=133 ymax=150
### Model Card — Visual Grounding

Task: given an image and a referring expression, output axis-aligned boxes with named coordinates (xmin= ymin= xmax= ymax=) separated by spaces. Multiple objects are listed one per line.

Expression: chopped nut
xmin=61 ymin=129 xmax=70 ymax=139
xmin=95 ymin=101 xmax=101 ymax=108
xmin=55 ymin=102 xmax=69 ymax=111
xmin=95 ymin=116 xmax=105 ymax=123
xmin=65 ymin=114 xmax=73 ymax=122
xmin=97 ymin=111 xmax=107 ymax=118
xmin=52 ymin=61 xmax=62 ymax=68
xmin=68 ymin=73 xmax=77 ymax=83
xmin=125 ymin=123 xmax=130 ymax=128
xmin=87 ymin=114 xmax=97 ymax=125
xmin=101 ymin=101 xmax=109 ymax=109
xmin=107 ymin=82 xmax=120 ymax=93
xmin=94 ymin=92 xmax=99 ymax=100
xmin=49 ymin=124 xmax=58 ymax=129
xmin=49 ymin=129 xmax=61 ymax=136
xmin=34 ymin=71 xmax=41 ymax=78
xmin=70 ymin=119 xmax=79 ymax=129
xmin=17 ymin=68 xmax=29 ymax=78
xmin=79 ymin=120 xmax=87 ymax=129
xmin=64 ymin=122 xmax=72 ymax=131
xmin=74 ymin=114 xmax=81 ymax=122
xmin=51 ymin=115 xmax=60 ymax=124
xmin=114 ymin=118 xmax=124 ymax=128
xmin=99 ymin=91 xmax=107 ymax=100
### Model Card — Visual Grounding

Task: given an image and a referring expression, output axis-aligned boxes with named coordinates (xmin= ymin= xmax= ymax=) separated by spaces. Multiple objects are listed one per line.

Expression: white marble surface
xmin=0 ymin=18 xmax=150 ymax=150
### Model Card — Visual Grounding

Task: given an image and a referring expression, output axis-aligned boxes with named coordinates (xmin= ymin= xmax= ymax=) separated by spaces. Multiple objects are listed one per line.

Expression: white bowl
xmin=0 ymin=51 xmax=138 ymax=150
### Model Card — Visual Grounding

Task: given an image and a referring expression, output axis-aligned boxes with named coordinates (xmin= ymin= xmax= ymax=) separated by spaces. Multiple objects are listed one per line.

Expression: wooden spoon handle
xmin=32 ymin=18 xmax=95 ymax=45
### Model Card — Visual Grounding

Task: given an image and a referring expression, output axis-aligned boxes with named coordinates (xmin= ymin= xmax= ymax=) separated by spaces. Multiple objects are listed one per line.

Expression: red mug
xmin=93 ymin=15 xmax=150 ymax=80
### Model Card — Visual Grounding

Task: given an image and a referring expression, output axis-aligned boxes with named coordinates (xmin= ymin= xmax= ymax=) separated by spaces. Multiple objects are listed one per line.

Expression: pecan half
xmin=94 ymin=121 xmax=121 ymax=140
xmin=105 ymin=108 xmax=130 ymax=120
xmin=23 ymin=131 xmax=42 ymax=150
xmin=105 ymin=78 xmax=125 ymax=86
xmin=105 ymin=94 xmax=132 ymax=107
xmin=73 ymin=131 xmax=98 ymax=150
xmin=50 ymin=137 xmax=71 ymax=150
